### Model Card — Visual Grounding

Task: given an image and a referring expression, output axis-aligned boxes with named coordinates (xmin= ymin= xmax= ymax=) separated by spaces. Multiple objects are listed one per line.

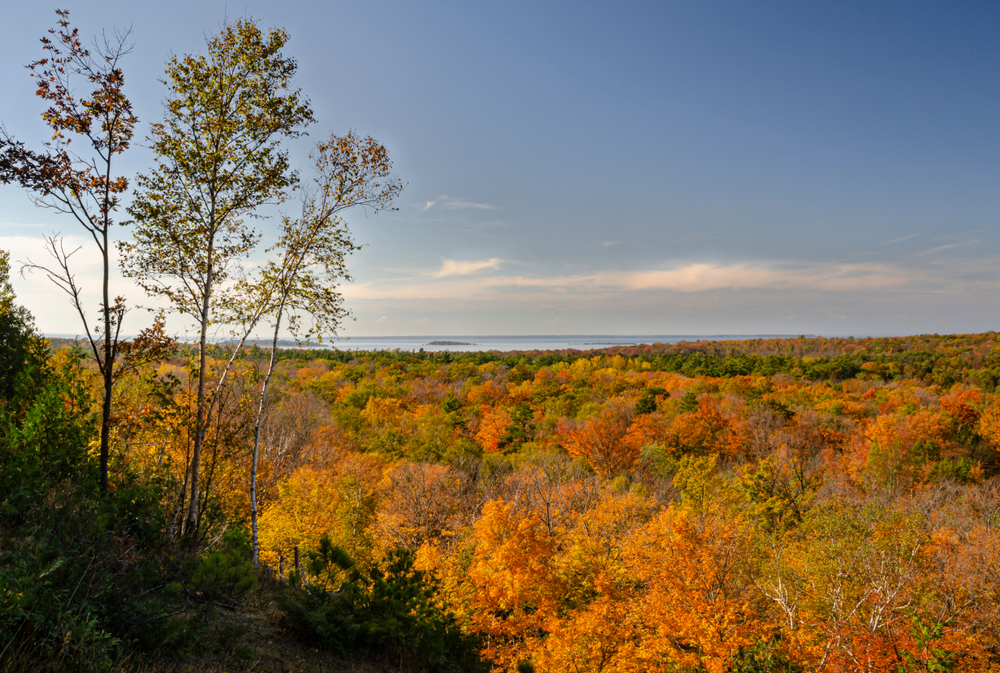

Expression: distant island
xmin=425 ymin=340 xmax=475 ymax=346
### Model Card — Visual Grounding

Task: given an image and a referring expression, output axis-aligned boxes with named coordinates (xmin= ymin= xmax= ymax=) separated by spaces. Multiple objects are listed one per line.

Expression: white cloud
xmin=442 ymin=199 xmax=496 ymax=210
xmin=422 ymin=195 xmax=497 ymax=211
xmin=432 ymin=257 xmax=504 ymax=277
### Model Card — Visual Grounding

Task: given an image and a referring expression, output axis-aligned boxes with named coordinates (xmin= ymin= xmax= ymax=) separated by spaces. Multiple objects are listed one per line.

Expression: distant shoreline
xmin=44 ymin=333 xmax=815 ymax=354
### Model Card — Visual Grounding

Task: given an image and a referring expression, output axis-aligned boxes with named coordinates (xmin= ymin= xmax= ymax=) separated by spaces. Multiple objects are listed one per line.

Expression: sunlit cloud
xmin=432 ymin=257 xmax=504 ymax=277
xmin=344 ymin=257 xmax=992 ymax=304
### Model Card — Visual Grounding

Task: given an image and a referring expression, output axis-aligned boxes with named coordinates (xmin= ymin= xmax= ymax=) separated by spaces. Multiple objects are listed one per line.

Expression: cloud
xmin=343 ymin=258 xmax=975 ymax=304
xmin=422 ymin=195 xmax=498 ymax=212
xmin=489 ymin=262 xmax=915 ymax=294
xmin=442 ymin=199 xmax=496 ymax=210
xmin=432 ymin=257 xmax=504 ymax=277
xmin=912 ymin=242 xmax=967 ymax=257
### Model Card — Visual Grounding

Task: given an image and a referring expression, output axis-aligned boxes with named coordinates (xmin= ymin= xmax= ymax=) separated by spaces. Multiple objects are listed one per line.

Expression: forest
xmin=8 ymin=244 xmax=1000 ymax=671
xmin=5 ymin=10 xmax=1000 ymax=673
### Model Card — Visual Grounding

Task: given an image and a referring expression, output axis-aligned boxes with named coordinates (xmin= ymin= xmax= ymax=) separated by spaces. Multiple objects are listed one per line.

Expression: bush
xmin=279 ymin=536 xmax=482 ymax=671
xmin=190 ymin=527 xmax=258 ymax=603
xmin=0 ymin=255 xmax=177 ymax=670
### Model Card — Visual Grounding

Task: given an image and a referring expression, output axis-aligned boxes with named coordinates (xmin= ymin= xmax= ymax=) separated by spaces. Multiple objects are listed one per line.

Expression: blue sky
xmin=3 ymin=1 xmax=1000 ymax=337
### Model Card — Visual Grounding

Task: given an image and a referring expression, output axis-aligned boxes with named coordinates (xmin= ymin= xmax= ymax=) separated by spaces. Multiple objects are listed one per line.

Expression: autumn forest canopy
xmin=7 ymin=10 xmax=1000 ymax=673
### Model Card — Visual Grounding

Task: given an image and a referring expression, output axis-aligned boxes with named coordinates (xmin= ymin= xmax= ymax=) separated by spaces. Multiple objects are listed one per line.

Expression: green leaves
xmin=120 ymin=18 xmax=316 ymax=537
xmin=122 ymin=17 xmax=312 ymax=324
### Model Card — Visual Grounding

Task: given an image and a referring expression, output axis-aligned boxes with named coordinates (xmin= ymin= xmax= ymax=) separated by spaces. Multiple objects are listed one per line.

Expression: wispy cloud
xmin=344 ymin=257 xmax=992 ymax=304
xmin=442 ymin=199 xmax=496 ymax=210
xmin=422 ymin=195 xmax=498 ymax=212
xmin=432 ymin=257 xmax=504 ymax=277
xmin=495 ymin=261 xmax=914 ymax=293
xmin=912 ymin=242 xmax=968 ymax=257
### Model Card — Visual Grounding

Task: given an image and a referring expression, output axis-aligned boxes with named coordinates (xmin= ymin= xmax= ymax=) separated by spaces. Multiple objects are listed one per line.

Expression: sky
xmin=2 ymin=1 xmax=1000 ymax=339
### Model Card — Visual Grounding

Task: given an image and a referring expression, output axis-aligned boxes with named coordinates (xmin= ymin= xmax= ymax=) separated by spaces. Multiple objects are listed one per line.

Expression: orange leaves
xmin=376 ymin=461 xmax=465 ymax=550
xmin=978 ymin=399 xmax=1000 ymax=452
xmin=862 ymin=409 xmax=955 ymax=486
xmin=562 ymin=397 xmax=643 ymax=477
xmin=466 ymin=379 xmax=506 ymax=405
xmin=667 ymin=394 xmax=747 ymax=457
xmin=618 ymin=507 xmax=766 ymax=673
xmin=533 ymin=595 xmax=636 ymax=673
xmin=461 ymin=500 xmax=562 ymax=669
xmin=941 ymin=388 xmax=983 ymax=428
xmin=475 ymin=405 xmax=512 ymax=453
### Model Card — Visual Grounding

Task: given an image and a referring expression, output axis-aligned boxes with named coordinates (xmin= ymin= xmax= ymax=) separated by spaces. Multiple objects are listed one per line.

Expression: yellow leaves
xmin=360 ymin=396 xmax=401 ymax=426
xmin=257 ymin=466 xmax=341 ymax=570
xmin=258 ymin=451 xmax=384 ymax=573
xmin=506 ymin=379 xmax=536 ymax=404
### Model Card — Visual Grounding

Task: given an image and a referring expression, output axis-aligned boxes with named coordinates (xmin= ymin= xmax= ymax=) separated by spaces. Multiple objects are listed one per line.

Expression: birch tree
xmin=247 ymin=131 xmax=402 ymax=566
xmin=121 ymin=18 xmax=312 ymax=537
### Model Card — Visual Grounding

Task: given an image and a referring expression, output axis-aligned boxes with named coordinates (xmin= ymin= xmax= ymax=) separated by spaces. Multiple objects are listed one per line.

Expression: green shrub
xmin=190 ymin=527 xmax=258 ymax=602
xmin=0 ymin=260 xmax=177 ymax=670
xmin=279 ymin=537 xmax=482 ymax=671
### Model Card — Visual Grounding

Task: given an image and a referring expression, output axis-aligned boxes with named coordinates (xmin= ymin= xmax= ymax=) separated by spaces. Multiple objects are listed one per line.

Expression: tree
xmin=0 ymin=10 xmax=139 ymax=495
xmin=563 ymin=396 xmax=643 ymax=477
xmin=0 ymin=250 xmax=48 ymax=404
xmin=246 ymin=131 xmax=402 ymax=565
xmin=122 ymin=18 xmax=313 ymax=537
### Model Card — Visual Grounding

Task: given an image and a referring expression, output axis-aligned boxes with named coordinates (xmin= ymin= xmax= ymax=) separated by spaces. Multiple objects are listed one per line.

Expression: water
xmin=307 ymin=334 xmax=803 ymax=353
xmin=47 ymin=332 xmax=807 ymax=353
